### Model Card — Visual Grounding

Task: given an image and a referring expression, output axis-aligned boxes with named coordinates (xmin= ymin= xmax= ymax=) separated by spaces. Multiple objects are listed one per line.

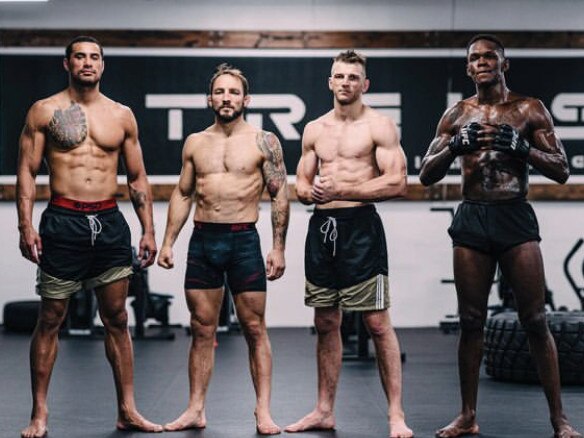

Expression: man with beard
xmin=285 ymin=50 xmax=413 ymax=438
xmin=420 ymin=34 xmax=581 ymax=438
xmin=157 ymin=63 xmax=289 ymax=434
xmin=17 ymin=36 xmax=162 ymax=437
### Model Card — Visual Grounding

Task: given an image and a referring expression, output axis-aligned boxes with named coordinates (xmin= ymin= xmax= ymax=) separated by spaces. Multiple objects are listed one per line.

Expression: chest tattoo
xmin=47 ymin=102 xmax=88 ymax=149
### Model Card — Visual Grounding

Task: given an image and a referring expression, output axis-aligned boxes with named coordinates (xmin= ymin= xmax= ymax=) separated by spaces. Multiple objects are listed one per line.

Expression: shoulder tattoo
xmin=47 ymin=102 xmax=87 ymax=149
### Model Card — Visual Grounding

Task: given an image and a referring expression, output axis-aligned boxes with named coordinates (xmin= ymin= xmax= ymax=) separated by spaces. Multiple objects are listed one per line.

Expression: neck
xmin=476 ymin=80 xmax=508 ymax=105
xmin=68 ymin=82 xmax=100 ymax=104
xmin=333 ymin=99 xmax=365 ymax=121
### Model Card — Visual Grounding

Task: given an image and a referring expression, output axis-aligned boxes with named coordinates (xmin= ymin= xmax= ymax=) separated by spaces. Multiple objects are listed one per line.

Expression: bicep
xmin=296 ymin=126 xmax=318 ymax=183
xmin=121 ymin=111 xmax=147 ymax=178
xmin=18 ymin=111 xmax=46 ymax=174
xmin=260 ymin=132 xmax=287 ymax=197
xmin=177 ymin=153 xmax=196 ymax=197
xmin=529 ymin=102 xmax=565 ymax=154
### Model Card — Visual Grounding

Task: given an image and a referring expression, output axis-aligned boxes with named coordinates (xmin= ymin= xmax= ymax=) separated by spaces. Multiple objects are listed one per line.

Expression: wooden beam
xmin=3 ymin=29 xmax=584 ymax=49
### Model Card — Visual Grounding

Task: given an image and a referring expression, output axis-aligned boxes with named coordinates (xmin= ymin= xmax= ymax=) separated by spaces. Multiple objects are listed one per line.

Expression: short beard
xmin=71 ymin=75 xmax=100 ymax=89
xmin=213 ymin=106 xmax=244 ymax=123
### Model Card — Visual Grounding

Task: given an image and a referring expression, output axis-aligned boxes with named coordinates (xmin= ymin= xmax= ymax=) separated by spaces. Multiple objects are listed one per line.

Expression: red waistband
xmin=194 ymin=221 xmax=255 ymax=232
xmin=50 ymin=196 xmax=117 ymax=212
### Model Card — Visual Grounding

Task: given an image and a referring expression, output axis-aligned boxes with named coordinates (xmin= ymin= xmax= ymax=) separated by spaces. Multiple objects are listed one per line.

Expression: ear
xmin=502 ymin=58 xmax=510 ymax=73
xmin=362 ymin=78 xmax=370 ymax=93
xmin=466 ymin=61 xmax=472 ymax=78
xmin=207 ymin=94 xmax=212 ymax=108
xmin=328 ymin=76 xmax=333 ymax=91
xmin=243 ymin=94 xmax=251 ymax=108
xmin=63 ymin=57 xmax=70 ymax=73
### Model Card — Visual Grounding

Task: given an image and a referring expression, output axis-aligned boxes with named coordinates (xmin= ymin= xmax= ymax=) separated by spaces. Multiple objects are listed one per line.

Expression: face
xmin=64 ymin=42 xmax=104 ymax=87
xmin=328 ymin=61 xmax=369 ymax=105
xmin=466 ymin=39 xmax=508 ymax=87
xmin=207 ymin=74 xmax=250 ymax=123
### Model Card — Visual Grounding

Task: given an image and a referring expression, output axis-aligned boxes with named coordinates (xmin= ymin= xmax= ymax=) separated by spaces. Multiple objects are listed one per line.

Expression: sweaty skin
xmin=420 ymin=38 xmax=580 ymax=438
xmin=158 ymin=72 xmax=289 ymax=435
xmin=286 ymin=59 xmax=412 ymax=438
xmin=17 ymin=41 xmax=160 ymax=438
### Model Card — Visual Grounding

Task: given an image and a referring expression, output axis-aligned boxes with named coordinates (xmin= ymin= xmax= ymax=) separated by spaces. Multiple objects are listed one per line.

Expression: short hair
xmin=65 ymin=35 xmax=104 ymax=59
xmin=208 ymin=63 xmax=249 ymax=96
xmin=466 ymin=34 xmax=506 ymax=58
xmin=332 ymin=49 xmax=367 ymax=76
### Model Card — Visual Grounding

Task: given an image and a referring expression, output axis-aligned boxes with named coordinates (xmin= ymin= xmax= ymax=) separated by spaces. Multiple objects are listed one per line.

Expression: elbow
xmin=556 ymin=169 xmax=570 ymax=185
xmin=419 ymin=173 xmax=433 ymax=187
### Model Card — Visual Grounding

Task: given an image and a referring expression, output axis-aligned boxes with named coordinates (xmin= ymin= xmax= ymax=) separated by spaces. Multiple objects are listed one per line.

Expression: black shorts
xmin=448 ymin=198 xmax=541 ymax=256
xmin=37 ymin=196 xmax=133 ymax=299
xmin=304 ymin=205 xmax=390 ymax=311
xmin=184 ymin=222 xmax=267 ymax=293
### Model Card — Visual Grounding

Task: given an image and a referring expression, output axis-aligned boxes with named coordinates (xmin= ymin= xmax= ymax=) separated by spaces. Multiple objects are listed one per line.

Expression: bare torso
xmin=452 ymin=93 xmax=532 ymax=201
xmin=188 ymin=124 xmax=265 ymax=223
xmin=40 ymin=90 xmax=130 ymax=201
xmin=312 ymin=107 xmax=384 ymax=209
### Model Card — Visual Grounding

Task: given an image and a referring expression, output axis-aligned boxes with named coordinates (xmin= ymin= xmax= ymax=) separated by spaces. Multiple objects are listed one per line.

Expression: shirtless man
xmin=16 ymin=36 xmax=162 ymax=437
xmin=285 ymin=50 xmax=413 ymax=438
xmin=419 ymin=34 xmax=582 ymax=438
xmin=157 ymin=63 xmax=289 ymax=435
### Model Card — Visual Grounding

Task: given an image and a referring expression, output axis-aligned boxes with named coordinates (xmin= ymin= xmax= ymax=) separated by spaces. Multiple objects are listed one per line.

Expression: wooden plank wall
xmin=2 ymin=29 xmax=583 ymax=202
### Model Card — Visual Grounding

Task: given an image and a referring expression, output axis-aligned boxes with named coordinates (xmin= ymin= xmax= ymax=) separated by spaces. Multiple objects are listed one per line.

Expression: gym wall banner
xmin=1 ymin=48 xmax=584 ymax=182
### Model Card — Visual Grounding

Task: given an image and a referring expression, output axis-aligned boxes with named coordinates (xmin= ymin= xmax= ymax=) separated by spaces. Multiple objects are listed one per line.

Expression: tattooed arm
xmin=121 ymin=107 xmax=156 ymax=267
xmin=16 ymin=101 xmax=49 ymax=264
xmin=258 ymin=131 xmax=289 ymax=281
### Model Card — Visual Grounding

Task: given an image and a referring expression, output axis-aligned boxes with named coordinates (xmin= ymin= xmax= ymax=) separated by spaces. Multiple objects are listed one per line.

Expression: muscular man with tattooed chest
xmin=420 ymin=34 xmax=581 ymax=438
xmin=157 ymin=64 xmax=289 ymax=435
xmin=16 ymin=36 xmax=161 ymax=437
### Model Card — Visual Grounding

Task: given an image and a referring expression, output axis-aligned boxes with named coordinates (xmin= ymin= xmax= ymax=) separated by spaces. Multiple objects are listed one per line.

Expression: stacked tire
xmin=2 ymin=300 xmax=40 ymax=333
xmin=484 ymin=311 xmax=584 ymax=384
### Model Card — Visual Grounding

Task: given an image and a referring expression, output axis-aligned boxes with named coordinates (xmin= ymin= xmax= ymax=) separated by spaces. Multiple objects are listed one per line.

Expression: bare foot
xmin=255 ymin=411 xmax=281 ymax=435
xmin=285 ymin=410 xmax=335 ymax=433
xmin=435 ymin=415 xmax=479 ymax=438
xmin=164 ymin=408 xmax=207 ymax=431
xmin=21 ymin=418 xmax=48 ymax=438
xmin=390 ymin=419 xmax=414 ymax=438
xmin=554 ymin=424 xmax=583 ymax=438
xmin=116 ymin=411 xmax=163 ymax=433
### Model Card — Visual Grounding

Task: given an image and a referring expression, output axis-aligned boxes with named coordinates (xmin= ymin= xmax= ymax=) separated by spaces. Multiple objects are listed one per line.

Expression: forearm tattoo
xmin=271 ymin=197 xmax=289 ymax=249
xmin=257 ymin=131 xmax=287 ymax=198
xmin=129 ymin=187 xmax=147 ymax=211
xmin=47 ymin=102 xmax=87 ymax=149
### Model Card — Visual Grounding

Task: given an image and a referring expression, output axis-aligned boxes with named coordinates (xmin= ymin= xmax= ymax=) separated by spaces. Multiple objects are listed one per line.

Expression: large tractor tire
xmin=484 ymin=311 xmax=584 ymax=384
xmin=3 ymin=300 xmax=40 ymax=333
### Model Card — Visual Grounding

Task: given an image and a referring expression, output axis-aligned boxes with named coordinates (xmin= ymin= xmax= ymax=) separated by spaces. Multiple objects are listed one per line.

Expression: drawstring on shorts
xmin=86 ymin=215 xmax=103 ymax=246
xmin=319 ymin=216 xmax=338 ymax=256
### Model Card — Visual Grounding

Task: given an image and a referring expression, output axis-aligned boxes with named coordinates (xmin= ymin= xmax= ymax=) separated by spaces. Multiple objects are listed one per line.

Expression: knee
xmin=314 ymin=313 xmax=341 ymax=335
xmin=241 ymin=319 xmax=265 ymax=342
xmin=365 ymin=321 xmax=390 ymax=338
xmin=102 ymin=309 xmax=129 ymax=332
xmin=459 ymin=312 xmax=485 ymax=334
xmin=520 ymin=311 xmax=548 ymax=336
xmin=37 ymin=308 xmax=67 ymax=333
xmin=190 ymin=317 xmax=216 ymax=341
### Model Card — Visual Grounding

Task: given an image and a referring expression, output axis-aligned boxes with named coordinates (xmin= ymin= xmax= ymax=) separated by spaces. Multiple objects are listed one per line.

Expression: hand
xmin=311 ymin=175 xmax=339 ymax=204
xmin=19 ymin=226 xmax=42 ymax=264
xmin=157 ymin=245 xmax=174 ymax=269
xmin=448 ymin=122 xmax=481 ymax=155
xmin=138 ymin=232 xmax=157 ymax=268
xmin=266 ymin=248 xmax=285 ymax=281
xmin=492 ymin=124 xmax=531 ymax=159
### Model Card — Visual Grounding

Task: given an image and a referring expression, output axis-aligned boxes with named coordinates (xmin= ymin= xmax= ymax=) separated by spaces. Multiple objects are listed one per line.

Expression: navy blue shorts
xmin=184 ymin=222 xmax=267 ymax=293
xmin=448 ymin=199 xmax=541 ymax=256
